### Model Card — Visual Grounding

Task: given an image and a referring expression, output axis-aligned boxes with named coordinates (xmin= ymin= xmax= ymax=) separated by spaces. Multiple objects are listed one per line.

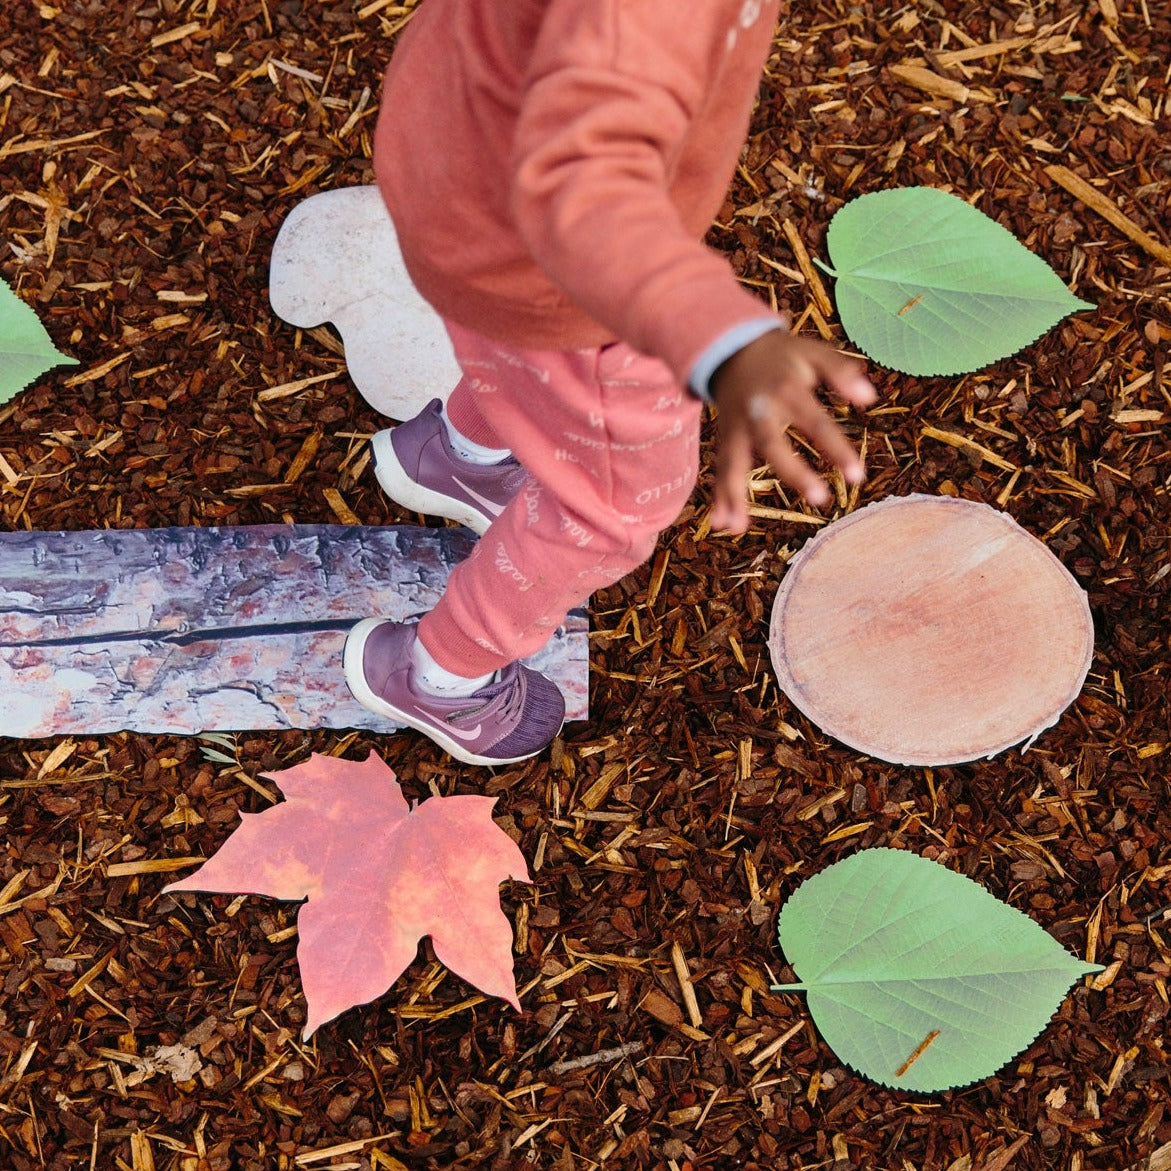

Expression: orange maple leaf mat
xmin=167 ymin=751 xmax=529 ymax=1036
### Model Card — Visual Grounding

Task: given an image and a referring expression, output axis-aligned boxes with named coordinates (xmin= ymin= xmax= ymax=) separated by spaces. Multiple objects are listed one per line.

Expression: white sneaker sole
xmin=371 ymin=429 xmax=492 ymax=536
xmin=342 ymin=618 xmax=539 ymax=767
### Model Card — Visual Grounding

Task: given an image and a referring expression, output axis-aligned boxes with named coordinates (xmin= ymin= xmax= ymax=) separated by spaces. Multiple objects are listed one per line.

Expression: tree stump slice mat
xmin=768 ymin=494 xmax=1094 ymax=766
xmin=0 ymin=525 xmax=587 ymax=739
xmin=268 ymin=186 xmax=461 ymax=421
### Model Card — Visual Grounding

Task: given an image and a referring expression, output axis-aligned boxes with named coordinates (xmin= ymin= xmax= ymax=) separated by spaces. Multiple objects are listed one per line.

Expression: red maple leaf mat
xmin=166 ymin=751 xmax=530 ymax=1036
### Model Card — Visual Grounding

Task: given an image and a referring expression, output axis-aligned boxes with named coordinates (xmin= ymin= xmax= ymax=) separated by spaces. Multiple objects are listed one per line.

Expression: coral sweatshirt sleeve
xmin=509 ymin=0 xmax=780 ymax=386
xmin=373 ymin=0 xmax=781 ymax=388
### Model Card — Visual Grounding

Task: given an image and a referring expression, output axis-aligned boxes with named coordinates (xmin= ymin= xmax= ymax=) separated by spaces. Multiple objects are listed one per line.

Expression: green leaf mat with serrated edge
xmin=819 ymin=187 xmax=1094 ymax=375
xmin=773 ymin=848 xmax=1102 ymax=1092
xmin=0 ymin=277 xmax=79 ymax=405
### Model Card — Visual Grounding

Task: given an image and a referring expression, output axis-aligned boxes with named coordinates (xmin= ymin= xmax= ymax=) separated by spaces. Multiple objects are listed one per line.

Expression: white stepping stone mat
xmin=269 ymin=186 xmax=461 ymax=420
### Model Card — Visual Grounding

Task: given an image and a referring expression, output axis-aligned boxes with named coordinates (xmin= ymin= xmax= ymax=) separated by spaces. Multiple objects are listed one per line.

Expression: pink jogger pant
xmin=416 ymin=321 xmax=703 ymax=677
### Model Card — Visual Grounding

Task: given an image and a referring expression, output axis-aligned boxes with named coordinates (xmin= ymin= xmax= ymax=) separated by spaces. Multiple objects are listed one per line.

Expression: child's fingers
xmin=711 ymin=425 xmax=754 ymax=533
xmin=794 ymin=401 xmax=866 ymax=484
xmin=708 ymin=330 xmax=876 ymax=526
xmin=760 ymin=427 xmax=831 ymax=507
xmin=747 ymin=389 xmax=843 ymax=503
xmin=817 ymin=350 xmax=877 ymax=408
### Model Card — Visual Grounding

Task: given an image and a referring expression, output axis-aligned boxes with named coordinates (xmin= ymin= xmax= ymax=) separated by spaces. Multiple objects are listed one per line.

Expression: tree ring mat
xmin=768 ymin=494 xmax=1093 ymax=766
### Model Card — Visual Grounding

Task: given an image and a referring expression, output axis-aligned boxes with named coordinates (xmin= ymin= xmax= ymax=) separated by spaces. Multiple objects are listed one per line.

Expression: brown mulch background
xmin=2 ymin=1 xmax=1169 ymax=1169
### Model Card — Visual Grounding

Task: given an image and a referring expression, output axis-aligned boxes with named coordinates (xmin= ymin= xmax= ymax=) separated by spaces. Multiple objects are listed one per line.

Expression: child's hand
xmin=709 ymin=329 xmax=877 ymax=533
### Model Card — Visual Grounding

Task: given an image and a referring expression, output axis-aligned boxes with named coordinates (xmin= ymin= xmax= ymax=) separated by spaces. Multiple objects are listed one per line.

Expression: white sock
xmin=440 ymin=403 xmax=513 ymax=465
xmin=411 ymin=637 xmax=495 ymax=697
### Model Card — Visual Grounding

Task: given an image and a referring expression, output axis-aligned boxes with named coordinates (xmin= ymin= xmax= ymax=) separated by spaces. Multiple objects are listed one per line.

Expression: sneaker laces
xmin=495 ymin=667 xmax=526 ymax=725
xmin=443 ymin=666 xmax=524 ymax=730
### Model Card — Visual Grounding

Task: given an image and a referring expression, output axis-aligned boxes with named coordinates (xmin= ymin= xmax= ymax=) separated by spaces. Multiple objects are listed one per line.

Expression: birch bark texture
xmin=0 ymin=524 xmax=588 ymax=738
xmin=768 ymin=494 xmax=1094 ymax=766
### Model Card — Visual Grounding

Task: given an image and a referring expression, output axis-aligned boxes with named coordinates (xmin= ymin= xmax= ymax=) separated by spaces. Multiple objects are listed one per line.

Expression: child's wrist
xmin=688 ymin=318 xmax=785 ymax=401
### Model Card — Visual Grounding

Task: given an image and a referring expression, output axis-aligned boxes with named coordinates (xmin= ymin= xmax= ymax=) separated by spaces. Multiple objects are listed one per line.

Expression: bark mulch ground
xmin=1 ymin=1 xmax=1169 ymax=1169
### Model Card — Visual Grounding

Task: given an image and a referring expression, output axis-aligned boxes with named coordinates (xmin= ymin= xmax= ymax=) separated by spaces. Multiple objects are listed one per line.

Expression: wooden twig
xmin=889 ymin=63 xmax=993 ymax=103
xmin=748 ymin=1020 xmax=806 ymax=1069
xmin=920 ymin=424 xmax=1018 ymax=473
xmin=0 ymin=128 xmax=106 ymax=160
xmin=106 ymin=857 xmax=206 ymax=878
xmin=546 ymin=1041 xmax=645 ymax=1076
xmin=895 ymin=1029 xmax=941 ymax=1078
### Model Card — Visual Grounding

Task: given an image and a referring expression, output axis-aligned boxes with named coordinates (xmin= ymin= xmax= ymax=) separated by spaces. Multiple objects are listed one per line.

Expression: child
xmin=344 ymin=0 xmax=877 ymax=766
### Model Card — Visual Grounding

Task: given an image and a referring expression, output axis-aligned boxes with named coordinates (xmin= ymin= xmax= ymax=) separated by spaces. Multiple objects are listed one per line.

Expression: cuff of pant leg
xmin=416 ymin=607 xmax=515 ymax=678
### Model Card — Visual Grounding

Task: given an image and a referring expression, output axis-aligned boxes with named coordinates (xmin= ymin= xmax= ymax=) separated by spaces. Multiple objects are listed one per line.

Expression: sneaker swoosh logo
xmin=412 ymin=707 xmax=483 ymax=741
xmin=451 ymin=475 xmax=506 ymax=517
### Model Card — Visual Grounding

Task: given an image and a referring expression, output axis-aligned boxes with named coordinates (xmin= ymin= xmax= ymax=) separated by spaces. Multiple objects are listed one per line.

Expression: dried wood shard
xmin=888 ymin=63 xmax=993 ymax=104
xmin=0 ymin=524 xmax=587 ymax=737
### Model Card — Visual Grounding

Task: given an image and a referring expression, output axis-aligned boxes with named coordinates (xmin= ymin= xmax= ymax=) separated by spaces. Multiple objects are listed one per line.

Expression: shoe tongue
xmin=477 ymin=663 xmax=517 ymax=698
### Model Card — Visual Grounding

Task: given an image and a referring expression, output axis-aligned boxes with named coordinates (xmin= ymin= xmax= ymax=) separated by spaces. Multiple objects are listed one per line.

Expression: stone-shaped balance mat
xmin=0 ymin=525 xmax=587 ymax=739
xmin=269 ymin=186 xmax=460 ymax=422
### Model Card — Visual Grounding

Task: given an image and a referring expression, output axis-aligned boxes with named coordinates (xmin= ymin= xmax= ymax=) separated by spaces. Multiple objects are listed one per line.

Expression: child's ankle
xmin=440 ymin=404 xmax=512 ymax=466
xmin=411 ymin=636 xmax=495 ymax=696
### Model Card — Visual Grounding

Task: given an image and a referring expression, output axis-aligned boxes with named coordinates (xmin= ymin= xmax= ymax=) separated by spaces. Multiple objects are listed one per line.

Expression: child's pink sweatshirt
xmin=373 ymin=0 xmax=781 ymax=391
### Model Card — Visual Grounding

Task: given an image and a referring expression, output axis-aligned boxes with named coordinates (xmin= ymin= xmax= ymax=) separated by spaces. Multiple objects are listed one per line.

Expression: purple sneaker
xmin=371 ymin=399 xmax=526 ymax=535
xmin=343 ymin=618 xmax=565 ymax=766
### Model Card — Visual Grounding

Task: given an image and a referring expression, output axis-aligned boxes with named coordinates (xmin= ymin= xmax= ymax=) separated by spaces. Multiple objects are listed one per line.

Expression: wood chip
xmin=284 ymin=430 xmax=323 ymax=483
xmin=322 ymin=487 xmax=361 ymax=525
xmin=1127 ymin=1143 xmax=1171 ymax=1171
xmin=150 ymin=22 xmax=203 ymax=49
xmin=920 ymin=424 xmax=1018 ymax=472
xmin=156 ymin=290 xmax=208 ymax=304
xmin=781 ymin=219 xmax=834 ymax=319
xmin=1045 ymin=164 xmax=1171 ymax=268
xmin=670 ymin=941 xmax=703 ymax=1029
xmin=640 ymin=987 xmax=683 ymax=1027
xmin=35 ymin=737 xmax=77 ymax=778
xmin=749 ymin=1021 xmax=806 ymax=1069
xmin=982 ymin=1136 xmax=1032 ymax=1171
xmin=63 ymin=351 xmax=132 ymax=387
xmin=106 ymin=857 xmax=206 ymax=877
xmin=293 ymin=1134 xmax=398 ymax=1165
xmin=894 ymin=1029 xmax=941 ymax=1078
xmin=547 ymin=1041 xmax=645 ymax=1075
xmin=890 ymin=64 xmax=975 ymax=103
xmin=0 ymin=129 xmax=106 ymax=160
xmin=256 ymin=371 xmax=339 ymax=401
